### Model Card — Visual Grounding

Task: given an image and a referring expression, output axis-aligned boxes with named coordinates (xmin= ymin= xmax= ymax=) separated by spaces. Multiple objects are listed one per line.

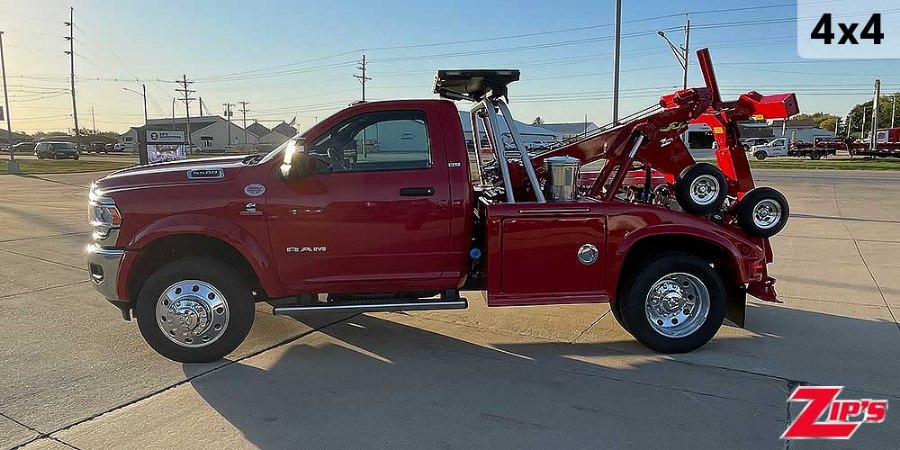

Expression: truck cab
xmin=87 ymin=49 xmax=796 ymax=363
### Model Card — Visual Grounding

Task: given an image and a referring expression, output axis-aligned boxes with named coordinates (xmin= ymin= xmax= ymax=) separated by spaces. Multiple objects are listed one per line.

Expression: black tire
xmin=610 ymin=300 xmax=629 ymax=332
xmin=73 ymin=154 xmax=80 ymax=161
xmin=619 ymin=252 xmax=726 ymax=354
xmin=810 ymin=152 xmax=822 ymax=160
xmin=135 ymin=257 xmax=255 ymax=363
xmin=736 ymin=187 xmax=789 ymax=238
xmin=674 ymin=163 xmax=728 ymax=215
xmin=754 ymin=151 xmax=767 ymax=161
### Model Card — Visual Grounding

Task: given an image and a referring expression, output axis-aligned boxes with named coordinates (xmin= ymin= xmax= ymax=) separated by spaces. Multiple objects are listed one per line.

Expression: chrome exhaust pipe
xmin=272 ymin=299 xmax=468 ymax=316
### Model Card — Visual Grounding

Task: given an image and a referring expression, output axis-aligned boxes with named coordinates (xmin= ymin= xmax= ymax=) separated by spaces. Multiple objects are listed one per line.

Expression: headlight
xmin=88 ymin=185 xmax=122 ymax=241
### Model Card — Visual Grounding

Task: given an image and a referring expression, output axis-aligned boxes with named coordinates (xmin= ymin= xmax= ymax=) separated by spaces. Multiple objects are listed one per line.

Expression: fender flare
xmin=608 ymin=224 xmax=747 ymax=303
xmin=121 ymin=214 xmax=284 ymax=299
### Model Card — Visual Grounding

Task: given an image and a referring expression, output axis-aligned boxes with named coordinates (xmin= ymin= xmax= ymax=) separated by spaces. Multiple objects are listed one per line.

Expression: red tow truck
xmin=87 ymin=49 xmax=796 ymax=363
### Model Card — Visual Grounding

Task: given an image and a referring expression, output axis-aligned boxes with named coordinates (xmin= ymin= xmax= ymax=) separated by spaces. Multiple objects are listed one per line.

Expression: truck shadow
xmin=182 ymin=303 xmax=900 ymax=449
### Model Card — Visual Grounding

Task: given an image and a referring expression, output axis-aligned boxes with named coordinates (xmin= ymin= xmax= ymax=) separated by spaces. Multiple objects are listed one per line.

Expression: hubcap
xmin=645 ymin=273 xmax=710 ymax=338
xmin=156 ymin=280 xmax=229 ymax=348
xmin=689 ymin=175 xmax=719 ymax=206
xmin=752 ymin=199 xmax=782 ymax=229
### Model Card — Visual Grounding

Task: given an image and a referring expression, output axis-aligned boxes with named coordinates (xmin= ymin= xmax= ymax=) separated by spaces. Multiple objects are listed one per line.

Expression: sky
xmin=0 ymin=0 xmax=898 ymax=134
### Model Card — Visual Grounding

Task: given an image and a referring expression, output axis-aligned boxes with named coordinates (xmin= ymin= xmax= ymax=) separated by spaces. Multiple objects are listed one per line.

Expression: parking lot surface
xmin=1 ymin=169 xmax=898 ymax=449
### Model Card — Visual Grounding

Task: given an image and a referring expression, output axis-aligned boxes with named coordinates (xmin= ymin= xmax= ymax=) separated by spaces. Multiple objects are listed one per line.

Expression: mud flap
xmin=725 ymin=283 xmax=746 ymax=328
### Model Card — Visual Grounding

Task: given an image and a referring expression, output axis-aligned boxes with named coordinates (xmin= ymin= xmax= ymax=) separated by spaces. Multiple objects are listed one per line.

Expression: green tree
xmin=793 ymin=112 xmax=839 ymax=133
xmin=844 ymin=93 xmax=899 ymax=138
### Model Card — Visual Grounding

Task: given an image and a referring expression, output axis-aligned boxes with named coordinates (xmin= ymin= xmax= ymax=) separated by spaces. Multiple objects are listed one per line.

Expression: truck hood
xmin=94 ymin=155 xmax=250 ymax=193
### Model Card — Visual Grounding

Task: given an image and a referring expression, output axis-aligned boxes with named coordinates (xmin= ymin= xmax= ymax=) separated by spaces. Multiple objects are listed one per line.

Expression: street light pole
xmin=123 ymin=84 xmax=148 ymax=125
xmin=657 ymin=15 xmax=691 ymax=90
xmin=612 ymin=0 xmax=622 ymax=124
xmin=0 ymin=30 xmax=17 ymax=174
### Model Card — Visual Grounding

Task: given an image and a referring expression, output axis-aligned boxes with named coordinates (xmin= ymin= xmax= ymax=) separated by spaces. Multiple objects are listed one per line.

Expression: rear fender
xmin=122 ymin=214 xmax=284 ymax=299
xmin=611 ymin=225 xmax=751 ymax=327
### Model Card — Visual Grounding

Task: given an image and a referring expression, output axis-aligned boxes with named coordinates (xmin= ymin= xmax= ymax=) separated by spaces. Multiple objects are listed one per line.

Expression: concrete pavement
xmin=0 ymin=169 xmax=898 ymax=449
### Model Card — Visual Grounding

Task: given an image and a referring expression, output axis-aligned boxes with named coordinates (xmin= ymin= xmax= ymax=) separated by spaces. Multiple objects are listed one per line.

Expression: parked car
xmin=34 ymin=141 xmax=80 ymax=160
xmin=9 ymin=142 xmax=35 ymax=154
xmin=90 ymin=142 xmax=107 ymax=153
xmin=739 ymin=138 xmax=770 ymax=152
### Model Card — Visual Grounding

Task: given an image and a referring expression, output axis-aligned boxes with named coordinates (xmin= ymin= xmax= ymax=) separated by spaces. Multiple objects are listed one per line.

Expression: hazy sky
xmin=1 ymin=0 xmax=898 ymax=133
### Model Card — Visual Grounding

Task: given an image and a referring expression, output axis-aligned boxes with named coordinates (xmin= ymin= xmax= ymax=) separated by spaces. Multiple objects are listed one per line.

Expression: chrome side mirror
xmin=279 ymin=139 xmax=311 ymax=181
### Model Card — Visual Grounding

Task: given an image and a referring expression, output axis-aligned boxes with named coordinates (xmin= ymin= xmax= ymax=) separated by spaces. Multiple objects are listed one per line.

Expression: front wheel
xmin=135 ymin=257 xmax=255 ymax=363
xmin=810 ymin=151 xmax=822 ymax=160
xmin=619 ymin=252 xmax=726 ymax=353
xmin=754 ymin=151 xmax=767 ymax=161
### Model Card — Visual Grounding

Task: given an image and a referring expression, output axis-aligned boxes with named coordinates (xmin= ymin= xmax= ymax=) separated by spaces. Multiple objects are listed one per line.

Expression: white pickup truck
xmin=748 ymin=138 xmax=788 ymax=160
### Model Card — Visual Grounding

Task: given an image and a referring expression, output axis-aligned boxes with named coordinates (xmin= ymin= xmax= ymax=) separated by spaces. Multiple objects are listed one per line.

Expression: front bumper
xmin=87 ymin=244 xmax=125 ymax=301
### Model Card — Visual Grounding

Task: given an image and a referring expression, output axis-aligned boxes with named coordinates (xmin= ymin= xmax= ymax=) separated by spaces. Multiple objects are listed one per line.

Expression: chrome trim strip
xmin=273 ymin=299 xmax=468 ymax=316
xmin=517 ymin=208 xmax=592 ymax=215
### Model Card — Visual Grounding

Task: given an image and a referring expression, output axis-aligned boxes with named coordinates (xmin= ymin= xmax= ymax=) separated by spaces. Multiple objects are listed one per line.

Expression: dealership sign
xmin=782 ymin=386 xmax=888 ymax=440
xmin=146 ymin=130 xmax=185 ymax=143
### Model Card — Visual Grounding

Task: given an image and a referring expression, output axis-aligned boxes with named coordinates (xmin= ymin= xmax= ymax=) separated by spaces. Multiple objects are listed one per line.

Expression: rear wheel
xmin=619 ymin=252 xmax=726 ymax=353
xmin=135 ymin=257 xmax=255 ymax=363
xmin=674 ymin=163 xmax=728 ymax=215
xmin=810 ymin=151 xmax=822 ymax=160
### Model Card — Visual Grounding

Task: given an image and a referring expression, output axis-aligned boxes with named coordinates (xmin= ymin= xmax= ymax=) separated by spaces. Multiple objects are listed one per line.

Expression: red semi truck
xmin=87 ymin=49 xmax=796 ymax=362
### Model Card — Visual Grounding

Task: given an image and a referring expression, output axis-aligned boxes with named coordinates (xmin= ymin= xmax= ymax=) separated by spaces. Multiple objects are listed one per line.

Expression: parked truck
xmin=87 ymin=49 xmax=795 ymax=362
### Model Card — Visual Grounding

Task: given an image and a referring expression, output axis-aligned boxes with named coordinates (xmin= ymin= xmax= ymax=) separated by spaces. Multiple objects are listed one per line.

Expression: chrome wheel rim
xmin=689 ymin=175 xmax=719 ymax=206
xmin=645 ymin=273 xmax=710 ymax=338
xmin=752 ymin=199 xmax=782 ymax=229
xmin=156 ymin=280 xmax=229 ymax=348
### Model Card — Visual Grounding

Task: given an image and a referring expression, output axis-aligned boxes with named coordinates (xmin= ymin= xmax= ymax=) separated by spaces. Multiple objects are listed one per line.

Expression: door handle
xmin=399 ymin=187 xmax=435 ymax=197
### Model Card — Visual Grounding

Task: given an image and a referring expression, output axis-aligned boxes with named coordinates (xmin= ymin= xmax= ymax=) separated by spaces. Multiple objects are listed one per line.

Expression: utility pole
xmin=91 ymin=106 xmax=96 ymax=134
xmin=175 ymin=74 xmax=195 ymax=152
xmin=239 ymin=101 xmax=249 ymax=144
xmin=223 ymin=102 xmax=234 ymax=147
xmin=0 ymin=30 xmax=18 ymax=173
xmin=891 ymin=94 xmax=896 ymax=128
xmin=861 ymin=107 xmax=868 ymax=138
xmin=871 ymin=79 xmax=881 ymax=151
xmin=846 ymin=116 xmax=852 ymax=138
xmin=64 ymin=7 xmax=79 ymax=142
xmin=353 ymin=52 xmax=371 ymax=102
xmin=612 ymin=0 xmax=622 ymax=124
xmin=171 ymin=98 xmax=176 ymax=130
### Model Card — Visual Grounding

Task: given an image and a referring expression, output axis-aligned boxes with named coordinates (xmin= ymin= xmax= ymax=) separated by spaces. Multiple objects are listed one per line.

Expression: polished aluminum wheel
xmin=645 ymin=273 xmax=710 ymax=338
xmin=752 ymin=199 xmax=782 ymax=230
xmin=156 ymin=280 xmax=229 ymax=348
xmin=689 ymin=174 xmax=720 ymax=206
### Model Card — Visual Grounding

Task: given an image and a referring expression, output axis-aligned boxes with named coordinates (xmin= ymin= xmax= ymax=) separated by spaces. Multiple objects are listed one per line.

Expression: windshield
xmin=50 ymin=143 xmax=75 ymax=150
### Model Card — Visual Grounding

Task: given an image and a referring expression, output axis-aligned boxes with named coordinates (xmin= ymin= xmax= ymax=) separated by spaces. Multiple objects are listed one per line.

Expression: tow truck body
xmin=87 ymin=49 xmax=798 ymax=362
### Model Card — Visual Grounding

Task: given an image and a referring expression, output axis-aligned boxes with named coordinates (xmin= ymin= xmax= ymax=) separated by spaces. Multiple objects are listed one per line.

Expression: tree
xmin=532 ymin=117 xmax=544 ymax=125
xmin=793 ymin=112 xmax=839 ymax=133
xmin=844 ymin=93 xmax=899 ymax=138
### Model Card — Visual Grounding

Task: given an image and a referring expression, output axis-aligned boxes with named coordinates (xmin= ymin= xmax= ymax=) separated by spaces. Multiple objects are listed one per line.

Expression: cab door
xmin=265 ymin=106 xmax=453 ymax=292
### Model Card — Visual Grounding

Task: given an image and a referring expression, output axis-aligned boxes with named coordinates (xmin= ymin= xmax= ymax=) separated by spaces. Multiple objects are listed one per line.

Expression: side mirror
xmin=279 ymin=138 xmax=311 ymax=181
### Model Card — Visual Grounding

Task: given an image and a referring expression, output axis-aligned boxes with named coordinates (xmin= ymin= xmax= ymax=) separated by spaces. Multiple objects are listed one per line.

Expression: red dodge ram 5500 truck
xmin=87 ymin=49 xmax=795 ymax=362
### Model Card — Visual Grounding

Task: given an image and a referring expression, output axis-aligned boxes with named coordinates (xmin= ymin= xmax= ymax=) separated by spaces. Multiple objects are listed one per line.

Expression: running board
xmin=272 ymin=298 xmax=468 ymax=316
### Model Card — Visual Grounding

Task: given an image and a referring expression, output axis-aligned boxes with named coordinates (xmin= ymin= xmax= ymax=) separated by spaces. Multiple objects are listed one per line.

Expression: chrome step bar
xmin=272 ymin=298 xmax=468 ymax=316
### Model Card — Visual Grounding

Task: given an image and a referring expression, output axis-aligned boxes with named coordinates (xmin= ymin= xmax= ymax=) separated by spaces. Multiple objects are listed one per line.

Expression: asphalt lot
xmin=1 ymin=169 xmax=898 ymax=449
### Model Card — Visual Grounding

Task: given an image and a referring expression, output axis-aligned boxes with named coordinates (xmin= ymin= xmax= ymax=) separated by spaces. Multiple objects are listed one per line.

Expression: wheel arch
xmin=610 ymin=228 xmax=747 ymax=326
xmin=121 ymin=215 xmax=283 ymax=302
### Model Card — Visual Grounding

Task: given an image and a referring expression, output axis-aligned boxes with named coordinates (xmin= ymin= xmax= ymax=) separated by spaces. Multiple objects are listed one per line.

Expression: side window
xmin=307 ymin=110 xmax=431 ymax=173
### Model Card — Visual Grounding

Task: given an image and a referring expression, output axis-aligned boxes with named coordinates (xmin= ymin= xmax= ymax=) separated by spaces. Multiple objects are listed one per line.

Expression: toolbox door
xmin=484 ymin=205 xmax=608 ymax=306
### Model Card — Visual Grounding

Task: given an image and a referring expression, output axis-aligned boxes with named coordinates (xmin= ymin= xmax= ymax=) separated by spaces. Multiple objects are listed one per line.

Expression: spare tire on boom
xmin=735 ymin=187 xmax=789 ymax=238
xmin=674 ymin=163 xmax=729 ymax=215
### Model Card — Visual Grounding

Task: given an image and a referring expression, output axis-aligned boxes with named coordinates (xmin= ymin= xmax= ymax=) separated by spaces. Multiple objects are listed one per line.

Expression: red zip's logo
xmin=782 ymin=386 xmax=888 ymax=440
